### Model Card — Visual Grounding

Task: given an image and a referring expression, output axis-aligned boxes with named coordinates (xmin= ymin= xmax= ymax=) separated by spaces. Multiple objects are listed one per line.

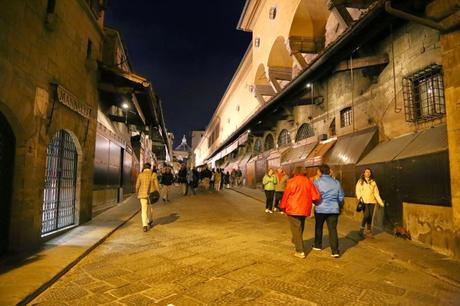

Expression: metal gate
xmin=42 ymin=130 xmax=78 ymax=235
xmin=0 ymin=112 xmax=15 ymax=254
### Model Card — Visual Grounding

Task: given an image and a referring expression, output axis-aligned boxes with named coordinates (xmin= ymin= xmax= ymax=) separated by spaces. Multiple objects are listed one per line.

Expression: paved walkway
xmin=28 ymin=187 xmax=460 ymax=305
xmin=0 ymin=195 xmax=139 ymax=306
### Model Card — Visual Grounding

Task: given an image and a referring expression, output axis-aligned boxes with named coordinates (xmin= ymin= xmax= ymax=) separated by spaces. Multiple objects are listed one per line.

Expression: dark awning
xmin=327 ymin=127 xmax=378 ymax=165
xmin=305 ymin=139 xmax=336 ymax=167
xmin=357 ymin=125 xmax=447 ymax=165
xmin=281 ymin=142 xmax=317 ymax=165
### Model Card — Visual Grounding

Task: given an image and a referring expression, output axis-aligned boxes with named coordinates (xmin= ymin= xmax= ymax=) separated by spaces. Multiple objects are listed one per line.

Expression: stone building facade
xmin=194 ymin=0 xmax=460 ymax=257
xmin=0 ymin=0 xmax=105 ymax=253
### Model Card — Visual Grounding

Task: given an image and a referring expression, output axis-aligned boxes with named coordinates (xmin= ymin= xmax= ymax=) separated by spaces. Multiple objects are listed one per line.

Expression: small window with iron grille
xmin=340 ymin=107 xmax=352 ymax=128
xmin=278 ymin=129 xmax=291 ymax=147
xmin=403 ymin=64 xmax=445 ymax=123
xmin=254 ymin=138 xmax=262 ymax=154
xmin=264 ymin=134 xmax=275 ymax=151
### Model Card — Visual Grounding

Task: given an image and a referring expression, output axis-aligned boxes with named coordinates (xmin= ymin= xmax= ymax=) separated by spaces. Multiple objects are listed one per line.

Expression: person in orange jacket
xmin=280 ymin=166 xmax=321 ymax=259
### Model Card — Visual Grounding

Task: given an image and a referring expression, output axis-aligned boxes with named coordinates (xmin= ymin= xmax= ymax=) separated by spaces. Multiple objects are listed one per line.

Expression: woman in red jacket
xmin=280 ymin=166 xmax=321 ymax=259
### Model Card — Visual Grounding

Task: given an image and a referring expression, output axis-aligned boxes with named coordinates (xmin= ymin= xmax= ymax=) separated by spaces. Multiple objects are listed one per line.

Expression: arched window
xmin=277 ymin=129 xmax=291 ymax=147
xmin=295 ymin=123 xmax=314 ymax=142
xmin=264 ymin=134 xmax=275 ymax=151
xmin=253 ymin=138 xmax=262 ymax=154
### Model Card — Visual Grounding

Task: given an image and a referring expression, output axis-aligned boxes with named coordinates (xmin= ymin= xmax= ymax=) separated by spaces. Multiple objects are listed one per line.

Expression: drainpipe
xmin=384 ymin=1 xmax=454 ymax=33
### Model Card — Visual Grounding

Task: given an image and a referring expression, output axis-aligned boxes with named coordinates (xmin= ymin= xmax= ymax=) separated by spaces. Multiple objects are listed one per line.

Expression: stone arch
xmin=267 ymin=36 xmax=293 ymax=92
xmin=253 ymin=64 xmax=275 ymax=104
xmin=296 ymin=123 xmax=315 ymax=141
xmin=41 ymin=129 xmax=83 ymax=236
xmin=288 ymin=0 xmax=329 ymax=68
xmin=264 ymin=133 xmax=275 ymax=151
xmin=253 ymin=138 xmax=262 ymax=154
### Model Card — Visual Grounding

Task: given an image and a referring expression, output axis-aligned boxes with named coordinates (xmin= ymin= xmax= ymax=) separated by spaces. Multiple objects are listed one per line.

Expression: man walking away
xmin=160 ymin=166 xmax=174 ymax=202
xmin=136 ymin=163 xmax=160 ymax=232
xmin=186 ymin=166 xmax=197 ymax=195
xmin=280 ymin=166 xmax=320 ymax=259
xmin=178 ymin=164 xmax=188 ymax=195
xmin=313 ymin=165 xmax=344 ymax=258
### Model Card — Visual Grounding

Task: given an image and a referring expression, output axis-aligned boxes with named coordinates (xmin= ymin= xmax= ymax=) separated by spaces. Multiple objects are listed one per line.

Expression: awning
xmin=357 ymin=125 xmax=447 ymax=165
xmin=281 ymin=142 xmax=317 ymax=165
xmin=395 ymin=125 xmax=447 ymax=160
xmin=267 ymin=147 xmax=290 ymax=160
xmin=305 ymin=139 xmax=336 ymax=167
xmin=327 ymin=127 xmax=377 ymax=165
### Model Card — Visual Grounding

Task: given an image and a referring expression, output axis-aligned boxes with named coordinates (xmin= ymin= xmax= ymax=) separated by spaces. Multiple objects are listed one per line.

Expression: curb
xmin=18 ymin=206 xmax=140 ymax=306
xmin=230 ymin=187 xmax=460 ymax=288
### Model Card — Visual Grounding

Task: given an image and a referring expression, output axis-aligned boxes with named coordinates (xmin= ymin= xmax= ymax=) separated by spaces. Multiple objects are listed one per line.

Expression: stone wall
xmin=0 ymin=0 xmax=103 ymax=252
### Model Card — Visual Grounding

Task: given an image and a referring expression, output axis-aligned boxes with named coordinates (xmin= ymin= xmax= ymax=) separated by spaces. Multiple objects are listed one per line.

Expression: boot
xmin=359 ymin=228 xmax=365 ymax=238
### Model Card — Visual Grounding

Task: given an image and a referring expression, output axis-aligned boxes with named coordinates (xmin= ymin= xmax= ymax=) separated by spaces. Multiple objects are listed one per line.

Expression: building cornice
xmin=237 ymin=0 xmax=264 ymax=32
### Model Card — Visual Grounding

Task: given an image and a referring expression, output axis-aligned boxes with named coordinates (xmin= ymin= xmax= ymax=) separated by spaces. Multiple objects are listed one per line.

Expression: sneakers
xmin=265 ymin=209 xmax=273 ymax=214
xmin=294 ymin=252 xmax=306 ymax=259
xmin=312 ymin=247 xmax=321 ymax=251
xmin=143 ymin=226 xmax=148 ymax=232
xmin=331 ymin=253 xmax=340 ymax=258
xmin=273 ymin=208 xmax=279 ymax=212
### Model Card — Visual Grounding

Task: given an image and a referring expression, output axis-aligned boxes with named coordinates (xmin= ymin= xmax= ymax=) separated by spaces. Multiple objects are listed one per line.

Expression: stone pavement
xmin=29 ymin=186 xmax=460 ymax=305
xmin=0 ymin=195 xmax=140 ymax=306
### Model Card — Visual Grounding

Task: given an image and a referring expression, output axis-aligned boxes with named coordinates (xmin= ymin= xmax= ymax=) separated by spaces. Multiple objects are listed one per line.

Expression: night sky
xmin=105 ymin=1 xmax=252 ymax=146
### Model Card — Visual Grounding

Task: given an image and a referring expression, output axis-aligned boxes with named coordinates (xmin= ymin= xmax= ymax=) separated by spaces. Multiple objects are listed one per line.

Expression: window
xmin=207 ymin=123 xmax=220 ymax=148
xmin=236 ymin=105 xmax=240 ymax=112
xmin=295 ymin=124 xmax=314 ymax=142
xmin=254 ymin=37 xmax=260 ymax=48
xmin=277 ymin=129 xmax=291 ymax=147
xmin=254 ymin=138 xmax=262 ymax=154
xmin=403 ymin=64 xmax=445 ymax=123
xmin=329 ymin=119 xmax=336 ymax=137
xmin=264 ymin=134 xmax=275 ymax=151
xmin=340 ymin=107 xmax=353 ymax=128
xmin=269 ymin=6 xmax=277 ymax=20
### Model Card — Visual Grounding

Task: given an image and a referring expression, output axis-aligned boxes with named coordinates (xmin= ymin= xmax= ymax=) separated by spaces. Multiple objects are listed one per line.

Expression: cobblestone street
xmin=31 ymin=188 xmax=460 ymax=305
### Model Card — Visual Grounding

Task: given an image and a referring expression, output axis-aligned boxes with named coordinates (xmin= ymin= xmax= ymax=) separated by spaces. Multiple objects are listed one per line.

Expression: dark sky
xmin=105 ymin=1 xmax=252 ymax=146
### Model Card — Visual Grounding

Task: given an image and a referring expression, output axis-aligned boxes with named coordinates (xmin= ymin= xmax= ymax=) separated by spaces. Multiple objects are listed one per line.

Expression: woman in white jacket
xmin=355 ymin=168 xmax=384 ymax=237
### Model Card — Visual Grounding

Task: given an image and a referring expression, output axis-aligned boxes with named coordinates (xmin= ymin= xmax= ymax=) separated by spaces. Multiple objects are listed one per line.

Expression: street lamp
xmin=121 ymin=102 xmax=129 ymax=123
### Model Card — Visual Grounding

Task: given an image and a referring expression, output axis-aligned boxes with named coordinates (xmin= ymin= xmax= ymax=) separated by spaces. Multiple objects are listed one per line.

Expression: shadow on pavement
xmin=153 ymin=213 xmax=180 ymax=227
xmin=0 ymin=251 xmax=45 ymax=275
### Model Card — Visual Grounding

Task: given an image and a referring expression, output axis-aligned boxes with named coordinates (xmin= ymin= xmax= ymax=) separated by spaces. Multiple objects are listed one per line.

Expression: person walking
xmin=214 ymin=168 xmax=222 ymax=191
xmin=178 ymin=164 xmax=188 ymax=195
xmin=136 ymin=163 xmax=160 ymax=232
xmin=160 ymin=166 xmax=174 ymax=202
xmin=280 ymin=166 xmax=320 ymax=258
xmin=262 ymin=168 xmax=278 ymax=213
xmin=313 ymin=165 xmax=344 ymax=258
xmin=355 ymin=168 xmax=384 ymax=238
xmin=201 ymin=166 xmax=212 ymax=191
xmin=186 ymin=166 xmax=198 ymax=195
xmin=274 ymin=167 xmax=289 ymax=213
xmin=224 ymin=171 xmax=231 ymax=188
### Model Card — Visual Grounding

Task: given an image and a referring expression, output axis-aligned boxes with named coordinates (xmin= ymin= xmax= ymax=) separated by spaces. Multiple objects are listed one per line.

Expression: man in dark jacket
xmin=200 ymin=166 xmax=212 ymax=190
xmin=178 ymin=164 xmax=188 ymax=195
xmin=313 ymin=164 xmax=344 ymax=258
xmin=160 ymin=166 xmax=174 ymax=202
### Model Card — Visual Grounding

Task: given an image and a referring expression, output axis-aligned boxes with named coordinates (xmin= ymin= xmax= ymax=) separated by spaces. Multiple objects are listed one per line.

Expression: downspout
xmin=384 ymin=1 xmax=451 ymax=32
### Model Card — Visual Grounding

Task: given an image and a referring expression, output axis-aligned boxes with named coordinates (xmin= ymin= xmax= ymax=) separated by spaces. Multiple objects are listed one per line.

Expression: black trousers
xmin=314 ymin=213 xmax=339 ymax=254
xmin=287 ymin=215 xmax=306 ymax=253
xmin=274 ymin=191 xmax=283 ymax=209
xmin=264 ymin=190 xmax=275 ymax=210
xmin=361 ymin=204 xmax=375 ymax=229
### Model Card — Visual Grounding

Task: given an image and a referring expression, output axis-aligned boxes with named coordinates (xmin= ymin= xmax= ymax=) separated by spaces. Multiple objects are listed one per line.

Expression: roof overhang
xmin=237 ymin=0 xmax=263 ymax=32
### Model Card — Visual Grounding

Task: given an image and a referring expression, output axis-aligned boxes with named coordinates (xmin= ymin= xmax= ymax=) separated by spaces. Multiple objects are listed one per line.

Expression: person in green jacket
xmin=262 ymin=168 xmax=277 ymax=213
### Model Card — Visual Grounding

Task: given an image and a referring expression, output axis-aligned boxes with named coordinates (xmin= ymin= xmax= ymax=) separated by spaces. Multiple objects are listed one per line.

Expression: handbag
xmin=356 ymin=198 xmax=365 ymax=212
xmin=149 ymin=191 xmax=160 ymax=204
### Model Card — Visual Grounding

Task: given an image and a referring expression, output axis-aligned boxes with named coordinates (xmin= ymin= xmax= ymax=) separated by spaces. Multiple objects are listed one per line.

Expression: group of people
xmin=263 ymin=165 xmax=384 ymax=259
xmin=192 ymin=166 xmax=243 ymax=192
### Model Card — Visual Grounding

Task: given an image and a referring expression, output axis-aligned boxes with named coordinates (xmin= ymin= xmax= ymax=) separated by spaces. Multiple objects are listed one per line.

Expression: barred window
xmin=340 ymin=107 xmax=352 ymax=128
xmin=264 ymin=134 xmax=275 ymax=151
xmin=295 ymin=123 xmax=314 ymax=141
xmin=254 ymin=138 xmax=262 ymax=154
xmin=403 ymin=64 xmax=445 ymax=123
xmin=278 ymin=129 xmax=291 ymax=147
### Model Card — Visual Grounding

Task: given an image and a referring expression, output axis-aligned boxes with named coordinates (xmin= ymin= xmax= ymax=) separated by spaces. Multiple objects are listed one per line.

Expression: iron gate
xmin=0 ymin=112 xmax=15 ymax=254
xmin=42 ymin=130 xmax=78 ymax=235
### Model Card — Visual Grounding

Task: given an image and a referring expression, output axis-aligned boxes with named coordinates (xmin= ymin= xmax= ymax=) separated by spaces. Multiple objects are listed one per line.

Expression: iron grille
xmin=295 ymin=123 xmax=314 ymax=141
xmin=278 ymin=129 xmax=291 ymax=147
xmin=264 ymin=134 xmax=275 ymax=151
xmin=42 ymin=130 xmax=78 ymax=235
xmin=403 ymin=64 xmax=445 ymax=123
xmin=340 ymin=107 xmax=353 ymax=128
xmin=254 ymin=138 xmax=262 ymax=154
